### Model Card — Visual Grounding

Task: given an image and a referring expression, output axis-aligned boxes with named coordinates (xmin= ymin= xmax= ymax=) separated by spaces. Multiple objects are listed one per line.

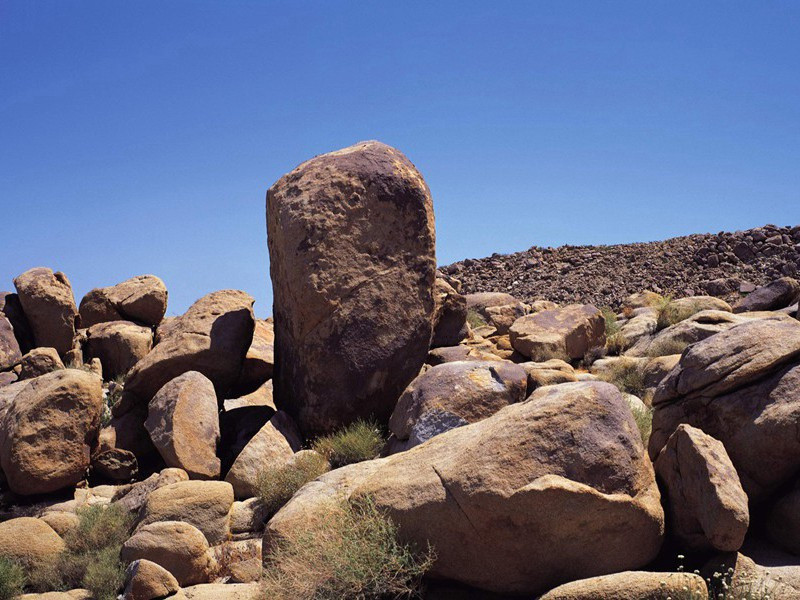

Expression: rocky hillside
xmin=443 ymin=223 xmax=800 ymax=308
xmin=1 ymin=141 xmax=800 ymax=600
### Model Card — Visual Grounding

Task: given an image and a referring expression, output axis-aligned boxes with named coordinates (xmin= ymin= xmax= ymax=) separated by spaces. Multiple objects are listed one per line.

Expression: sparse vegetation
xmin=654 ymin=295 xmax=679 ymax=330
xmin=28 ymin=503 xmax=134 ymax=600
xmin=630 ymin=403 xmax=653 ymax=445
xmin=601 ymin=306 xmax=629 ymax=355
xmin=256 ymin=452 xmax=331 ymax=517
xmin=466 ymin=309 xmax=488 ymax=330
xmin=312 ymin=420 xmax=385 ymax=469
xmin=647 ymin=338 xmax=690 ymax=358
xmin=261 ymin=495 xmax=435 ymax=600
xmin=600 ymin=361 xmax=647 ymax=399
xmin=0 ymin=557 xmax=25 ymax=600
xmin=101 ymin=375 xmax=126 ymax=426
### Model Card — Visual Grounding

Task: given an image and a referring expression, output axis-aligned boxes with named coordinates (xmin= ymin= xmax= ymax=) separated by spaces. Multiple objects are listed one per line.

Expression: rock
xmin=223 ymin=380 xmax=274 ymax=412
xmin=137 ymin=480 xmax=234 ymax=545
xmin=0 ymin=369 xmax=103 ymax=495
xmin=650 ymin=318 xmax=800 ymax=502
xmin=121 ymin=521 xmax=215 ymax=586
xmin=0 ymin=291 xmax=34 ymax=354
xmin=123 ymin=559 xmax=180 ymax=600
xmin=0 ymin=517 xmax=65 ymax=568
xmin=84 ymin=321 xmax=153 ymax=380
xmin=733 ymin=277 xmax=800 ymax=313
xmin=641 ymin=354 xmax=681 ymax=396
xmin=121 ymin=290 xmax=254 ymax=413
xmin=230 ymin=498 xmax=269 ymax=539
xmin=618 ymin=309 xmax=658 ymax=346
xmin=79 ymin=275 xmax=168 ymax=328
xmin=538 ymin=571 xmax=707 ymax=600
xmin=91 ymin=447 xmax=138 ymax=481
xmin=624 ymin=291 xmax=662 ymax=309
xmin=235 ymin=319 xmax=274 ymax=394
xmin=39 ymin=511 xmax=80 ymax=537
xmin=177 ymin=583 xmax=260 ymax=600
xmin=670 ymin=295 xmax=733 ymax=315
xmin=766 ymin=487 xmax=800 ymax=555
xmin=113 ymin=468 xmax=189 ymax=513
xmin=0 ymin=314 xmax=21 ymax=371
xmin=654 ymin=424 xmax=748 ymax=551
xmin=210 ymin=539 xmax=262 ymax=582
xmin=13 ymin=267 xmax=78 ymax=357
xmin=704 ymin=548 xmax=800 ymax=600
xmin=218 ymin=405 xmax=274 ymax=475
xmin=431 ymin=278 xmax=468 ymax=347
xmin=509 ymin=304 xmax=605 ymax=362
xmin=269 ymin=381 xmax=664 ymax=595
xmin=519 ymin=359 xmax=577 ymax=394
xmin=98 ymin=407 xmax=157 ymax=462
xmin=0 ymin=371 xmax=17 ymax=388
xmin=18 ymin=347 xmax=64 ymax=380
xmin=484 ymin=302 xmax=528 ymax=336
xmin=267 ymin=141 xmax=436 ymax=437
xmin=144 ymin=371 xmax=221 ymax=479
xmin=427 ymin=344 xmax=504 ymax=366
xmin=465 ymin=292 xmax=518 ymax=318
xmin=388 ymin=360 xmax=527 ymax=452
xmin=19 ymin=591 xmax=92 ymax=599
xmin=225 ymin=411 xmax=302 ymax=499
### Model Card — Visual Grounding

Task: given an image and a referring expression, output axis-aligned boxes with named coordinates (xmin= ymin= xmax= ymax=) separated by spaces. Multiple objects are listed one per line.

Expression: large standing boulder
xmin=509 ymin=304 xmax=605 ymax=361
xmin=0 ymin=517 xmax=65 ymax=568
xmin=650 ymin=318 xmax=800 ymax=502
xmin=120 ymin=290 xmax=255 ymax=414
xmin=0 ymin=369 xmax=103 ymax=495
xmin=85 ymin=321 xmax=153 ymax=380
xmin=387 ymin=360 xmax=527 ymax=452
xmin=733 ymin=277 xmax=800 ymax=313
xmin=267 ymin=141 xmax=437 ymax=437
xmin=79 ymin=275 xmax=168 ymax=328
xmin=13 ymin=267 xmax=78 ymax=357
xmin=654 ymin=424 xmax=749 ymax=551
xmin=268 ymin=381 xmax=664 ymax=595
xmin=144 ymin=371 xmax=220 ymax=479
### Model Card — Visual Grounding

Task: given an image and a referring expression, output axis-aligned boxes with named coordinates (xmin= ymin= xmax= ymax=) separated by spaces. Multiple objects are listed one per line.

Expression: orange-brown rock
xmin=0 ymin=517 xmax=65 ymax=568
xmin=79 ymin=275 xmax=168 ymax=328
xmin=84 ymin=320 xmax=153 ymax=380
xmin=13 ymin=267 xmax=78 ymax=357
xmin=509 ymin=304 xmax=605 ymax=361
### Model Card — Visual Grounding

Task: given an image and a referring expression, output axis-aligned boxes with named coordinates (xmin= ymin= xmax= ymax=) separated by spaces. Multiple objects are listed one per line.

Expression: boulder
xmin=18 ymin=591 xmax=92 ymax=599
xmin=223 ymin=380 xmax=274 ymax=412
xmin=137 ymin=480 xmax=234 ymax=545
xmin=641 ymin=354 xmax=680 ymax=396
xmin=121 ymin=290 xmax=254 ymax=413
xmin=0 ymin=517 xmax=65 ymax=567
xmin=485 ymin=301 xmax=528 ymax=336
xmin=235 ymin=319 xmax=274 ymax=394
xmin=230 ymin=498 xmax=270 ymax=540
xmin=0 ymin=371 xmax=17 ymax=388
xmin=431 ymin=278 xmax=468 ymax=347
xmin=509 ymin=304 xmax=605 ymax=362
xmin=538 ymin=571 xmax=708 ymax=600
xmin=734 ymin=277 xmax=800 ymax=313
xmin=0 ymin=291 xmax=34 ymax=354
xmin=519 ymin=359 xmax=577 ymax=394
xmin=123 ymin=559 xmax=180 ymax=600
xmin=91 ymin=447 xmax=138 ymax=481
xmin=0 ymin=314 xmax=21 ymax=370
xmin=766 ymin=487 xmax=800 ymax=555
xmin=145 ymin=371 xmax=221 ymax=479
xmin=18 ymin=346 xmax=64 ymax=380
xmin=704 ymin=548 xmax=800 ymax=600
xmin=650 ymin=318 xmax=800 ymax=502
xmin=210 ymin=539 xmax=262 ymax=582
xmin=654 ymin=424 xmax=749 ymax=551
xmin=624 ymin=291 xmax=662 ymax=309
xmin=388 ymin=360 xmax=526 ymax=452
xmin=427 ymin=344 xmax=504 ymax=366
xmin=268 ymin=381 xmax=664 ymax=595
xmin=13 ymin=267 xmax=78 ymax=357
xmin=39 ymin=511 xmax=80 ymax=537
xmin=224 ymin=411 xmax=301 ymax=499
xmin=218 ymin=405 xmax=274 ymax=475
xmin=464 ymin=292 xmax=518 ymax=319
xmin=121 ymin=521 xmax=214 ymax=586
xmin=84 ymin=321 xmax=153 ymax=380
xmin=670 ymin=295 xmax=732 ymax=316
xmin=618 ymin=309 xmax=657 ymax=346
xmin=177 ymin=583 xmax=260 ymax=600
xmin=79 ymin=275 xmax=168 ymax=328
xmin=113 ymin=468 xmax=189 ymax=513
xmin=0 ymin=369 xmax=103 ymax=495
xmin=267 ymin=141 xmax=436 ymax=437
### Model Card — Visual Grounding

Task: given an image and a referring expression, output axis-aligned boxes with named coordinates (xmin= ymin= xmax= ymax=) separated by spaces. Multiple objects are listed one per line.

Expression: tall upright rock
xmin=267 ymin=141 xmax=436 ymax=437
xmin=13 ymin=267 xmax=78 ymax=357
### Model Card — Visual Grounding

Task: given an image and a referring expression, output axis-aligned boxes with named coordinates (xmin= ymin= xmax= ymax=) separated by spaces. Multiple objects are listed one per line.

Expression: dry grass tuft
xmin=256 ymin=451 xmax=331 ymax=517
xmin=312 ymin=421 xmax=385 ymax=469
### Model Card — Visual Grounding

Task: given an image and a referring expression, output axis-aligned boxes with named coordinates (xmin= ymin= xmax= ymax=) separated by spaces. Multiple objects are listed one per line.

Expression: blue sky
xmin=1 ymin=2 xmax=798 ymax=317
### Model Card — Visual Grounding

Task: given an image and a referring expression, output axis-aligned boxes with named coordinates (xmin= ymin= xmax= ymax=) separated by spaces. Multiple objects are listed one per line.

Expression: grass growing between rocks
xmin=601 ymin=307 xmax=628 ymax=355
xmin=256 ymin=452 xmax=331 ymax=517
xmin=312 ymin=421 xmax=385 ymax=469
xmin=0 ymin=557 xmax=25 ymax=600
xmin=466 ymin=309 xmax=488 ymax=330
xmin=630 ymin=403 xmax=653 ymax=446
xmin=647 ymin=338 xmax=690 ymax=358
xmin=262 ymin=496 xmax=435 ymax=600
xmin=28 ymin=503 xmax=134 ymax=600
xmin=600 ymin=361 xmax=647 ymax=399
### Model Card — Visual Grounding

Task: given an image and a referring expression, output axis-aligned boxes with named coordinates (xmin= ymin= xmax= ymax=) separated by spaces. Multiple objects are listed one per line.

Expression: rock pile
xmin=1 ymin=141 xmax=800 ymax=599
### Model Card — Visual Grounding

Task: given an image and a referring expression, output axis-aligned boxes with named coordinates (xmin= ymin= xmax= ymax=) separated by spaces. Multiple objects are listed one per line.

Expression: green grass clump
xmin=28 ymin=503 xmax=134 ymax=600
xmin=0 ymin=557 xmax=25 ymax=600
xmin=600 ymin=361 xmax=647 ymax=398
xmin=601 ymin=306 xmax=629 ymax=355
xmin=466 ymin=309 xmax=488 ymax=330
xmin=262 ymin=495 xmax=435 ymax=600
xmin=257 ymin=452 xmax=331 ymax=517
xmin=312 ymin=421 xmax=385 ymax=469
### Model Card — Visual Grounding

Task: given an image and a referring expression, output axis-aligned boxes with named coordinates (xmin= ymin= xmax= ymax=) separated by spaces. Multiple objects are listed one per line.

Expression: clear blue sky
xmin=1 ymin=2 xmax=798 ymax=317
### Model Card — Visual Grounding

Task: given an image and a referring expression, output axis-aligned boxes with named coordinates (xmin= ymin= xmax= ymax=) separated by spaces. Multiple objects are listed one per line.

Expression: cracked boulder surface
xmin=266 ymin=140 xmax=436 ymax=437
xmin=265 ymin=381 xmax=664 ymax=595
xmin=79 ymin=274 xmax=168 ymax=328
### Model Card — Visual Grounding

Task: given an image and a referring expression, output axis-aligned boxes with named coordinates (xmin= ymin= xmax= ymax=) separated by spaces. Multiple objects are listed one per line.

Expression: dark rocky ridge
xmin=442 ymin=223 xmax=800 ymax=308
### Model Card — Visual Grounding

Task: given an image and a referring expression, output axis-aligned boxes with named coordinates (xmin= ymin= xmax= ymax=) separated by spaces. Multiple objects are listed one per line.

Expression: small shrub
xmin=630 ymin=403 xmax=653 ymax=445
xmin=262 ymin=495 xmax=435 ymax=599
xmin=0 ymin=557 xmax=25 ymax=600
xmin=82 ymin=547 xmax=125 ymax=600
xmin=257 ymin=452 xmax=331 ymax=517
xmin=646 ymin=338 xmax=690 ymax=358
xmin=466 ymin=309 xmax=488 ymax=330
xmin=600 ymin=361 xmax=646 ymax=398
xmin=312 ymin=421 xmax=385 ymax=469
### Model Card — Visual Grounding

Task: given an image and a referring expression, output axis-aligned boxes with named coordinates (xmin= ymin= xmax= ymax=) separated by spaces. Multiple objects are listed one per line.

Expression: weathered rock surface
xmin=0 ymin=517 xmax=65 ymax=567
xmin=0 ymin=369 xmax=103 ymax=495
xmin=519 ymin=359 xmax=577 ymax=394
xmin=267 ymin=140 xmax=436 ymax=437
xmin=121 ymin=290 xmax=254 ymax=413
xmin=121 ymin=521 xmax=214 ymax=586
xmin=485 ymin=301 xmax=529 ymax=335
xmin=464 ymin=292 xmax=518 ymax=319
xmin=388 ymin=360 xmax=526 ymax=451
xmin=177 ymin=583 xmax=260 ymax=600
xmin=123 ymin=558 xmax=180 ymax=600
xmin=79 ymin=275 xmax=168 ymax=328
xmin=509 ymin=304 xmax=605 ymax=361
xmin=13 ymin=267 xmax=78 ymax=357
xmin=113 ymin=468 xmax=189 ymax=513
xmin=0 ymin=291 xmax=34 ymax=354
xmin=225 ymin=411 xmax=301 ymax=499
xmin=145 ymin=371 xmax=220 ymax=479
xmin=766 ymin=487 xmax=800 ymax=555
xmin=733 ymin=276 xmax=800 ymax=313
xmin=235 ymin=319 xmax=274 ymax=394
xmin=0 ymin=314 xmax=22 ymax=370
xmin=91 ymin=447 xmax=138 ymax=481
xmin=654 ymin=424 xmax=749 ymax=551
xmin=431 ymin=278 xmax=468 ymax=347
xmin=85 ymin=321 xmax=153 ymax=380
xmin=269 ymin=381 xmax=664 ymax=595
xmin=18 ymin=346 xmax=64 ymax=380
xmin=538 ymin=571 xmax=708 ymax=600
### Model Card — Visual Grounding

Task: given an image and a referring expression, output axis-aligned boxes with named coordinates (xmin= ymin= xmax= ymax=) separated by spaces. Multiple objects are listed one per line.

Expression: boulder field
xmin=0 ymin=141 xmax=799 ymax=599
